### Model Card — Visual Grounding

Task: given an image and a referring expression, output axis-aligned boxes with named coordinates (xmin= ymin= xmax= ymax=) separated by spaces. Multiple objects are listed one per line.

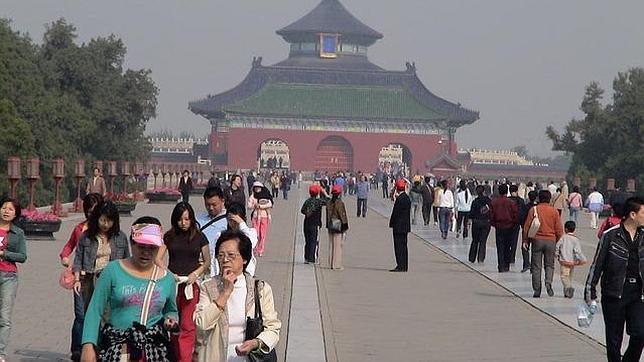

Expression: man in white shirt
xmin=196 ymin=186 xmax=228 ymax=277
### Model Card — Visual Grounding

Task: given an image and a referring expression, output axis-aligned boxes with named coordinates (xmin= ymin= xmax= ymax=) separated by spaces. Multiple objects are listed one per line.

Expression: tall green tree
xmin=547 ymin=68 xmax=644 ymax=193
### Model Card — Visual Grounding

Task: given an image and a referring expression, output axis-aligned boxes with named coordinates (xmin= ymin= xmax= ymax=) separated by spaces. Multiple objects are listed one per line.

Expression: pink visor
xmin=131 ymin=224 xmax=163 ymax=247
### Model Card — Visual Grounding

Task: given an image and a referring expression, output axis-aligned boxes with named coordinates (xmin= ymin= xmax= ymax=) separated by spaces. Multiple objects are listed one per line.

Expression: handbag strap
xmin=140 ymin=265 xmax=159 ymax=325
xmin=254 ymin=279 xmax=263 ymax=319
xmin=199 ymin=214 xmax=227 ymax=232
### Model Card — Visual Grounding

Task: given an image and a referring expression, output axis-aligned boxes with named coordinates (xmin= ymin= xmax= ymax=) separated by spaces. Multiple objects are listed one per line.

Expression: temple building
xmin=189 ymin=0 xmax=479 ymax=172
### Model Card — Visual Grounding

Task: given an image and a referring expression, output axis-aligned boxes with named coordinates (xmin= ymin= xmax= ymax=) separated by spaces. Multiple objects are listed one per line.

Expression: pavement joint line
xmin=285 ymin=186 xmax=327 ymax=362
xmin=362 ymin=194 xmax=606 ymax=350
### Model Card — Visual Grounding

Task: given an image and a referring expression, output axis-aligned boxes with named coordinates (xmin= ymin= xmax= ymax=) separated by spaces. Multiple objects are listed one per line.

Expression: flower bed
xmin=105 ymin=193 xmax=137 ymax=215
xmin=145 ymin=188 xmax=181 ymax=204
xmin=19 ymin=210 xmax=62 ymax=240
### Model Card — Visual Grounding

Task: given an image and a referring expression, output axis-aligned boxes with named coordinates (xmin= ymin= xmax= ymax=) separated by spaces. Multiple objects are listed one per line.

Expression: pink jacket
xmin=248 ymin=195 xmax=273 ymax=220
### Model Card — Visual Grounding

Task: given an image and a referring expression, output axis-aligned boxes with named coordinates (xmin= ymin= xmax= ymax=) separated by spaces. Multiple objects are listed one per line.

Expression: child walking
xmin=555 ymin=221 xmax=587 ymax=298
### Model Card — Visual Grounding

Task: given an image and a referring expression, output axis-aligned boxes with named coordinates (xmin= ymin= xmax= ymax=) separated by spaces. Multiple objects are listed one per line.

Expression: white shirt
xmin=587 ymin=191 xmax=604 ymax=204
xmin=226 ymin=277 xmax=248 ymax=362
xmin=439 ymin=189 xmax=454 ymax=208
xmin=238 ymin=222 xmax=258 ymax=276
xmin=197 ymin=210 xmax=228 ymax=277
xmin=455 ymin=189 xmax=473 ymax=212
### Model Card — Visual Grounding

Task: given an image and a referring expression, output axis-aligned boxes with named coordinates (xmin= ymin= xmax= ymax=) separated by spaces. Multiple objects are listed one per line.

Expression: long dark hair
xmin=166 ymin=202 xmax=199 ymax=243
xmin=87 ymin=201 xmax=120 ymax=240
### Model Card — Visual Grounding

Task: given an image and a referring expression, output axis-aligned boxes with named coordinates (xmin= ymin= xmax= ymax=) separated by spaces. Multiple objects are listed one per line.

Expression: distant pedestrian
xmin=178 ymin=169 xmax=193 ymax=203
xmin=0 ymin=198 xmax=27 ymax=361
xmin=381 ymin=174 xmax=389 ymax=199
xmin=280 ymin=172 xmax=291 ymax=200
xmin=270 ymin=172 xmax=280 ymax=199
xmin=438 ymin=180 xmax=454 ymax=239
xmin=519 ymin=191 xmax=538 ymax=273
xmin=551 ymin=187 xmax=565 ymax=216
xmin=567 ymin=185 xmax=583 ymax=223
xmin=389 ymin=179 xmax=411 ymax=272
xmin=248 ymin=182 xmax=273 ymax=258
xmin=490 ymin=184 xmax=518 ymax=272
xmin=522 ymin=190 xmax=563 ymax=297
xmin=224 ymin=174 xmax=245 ymax=208
xmin=356 ymin=176 xmax=370 ymax=218
xmin=432 ymin=183 xmax=443 ymax=226
xmin=586 ymin=187 xmax=604 ymax=229
xmin=585 ymin=196 xmax=644 ymax=362
xmin=421 ymin=177 xmax=434 ymax=226
xmin=301 ymin=185 xmax=327 ymax=263
xmin=409 ymin=180 xmax=423 ymax=225
xmin=468 ymin=186 xmax=492 ymax=263
xmin=555 ymin=221 xmax=587 ymax=298
xmin=85 ymin=167 xmax=106 ymax=196
xmin=455 ymin=180 xmax=473 ymax=239
xmin=508 ymin=184 xmax=525 ymax=265
xmin=326 ymin=185 xmax=348 ymax=270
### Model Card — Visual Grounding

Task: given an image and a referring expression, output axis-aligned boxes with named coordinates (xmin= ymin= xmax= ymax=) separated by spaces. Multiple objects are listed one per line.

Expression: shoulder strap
xmin=254 ymin=279 xmax=263 ymax=319
xmin=140 ymin=265 xmax=159 ymax=325
xmin=200 ymin=214 xmax=227 ymax=232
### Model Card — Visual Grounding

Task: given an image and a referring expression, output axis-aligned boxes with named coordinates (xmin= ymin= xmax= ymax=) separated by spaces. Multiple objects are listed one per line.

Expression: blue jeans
xmin=438 ymin=207 xmax=452 ymax=236
xmin=568 ymin=207 xmax=579 ymax=223
xmin=71 ymin=291 xmax=85 ymax=355
xmin=0 ymin=271 xmax=18 ymax=357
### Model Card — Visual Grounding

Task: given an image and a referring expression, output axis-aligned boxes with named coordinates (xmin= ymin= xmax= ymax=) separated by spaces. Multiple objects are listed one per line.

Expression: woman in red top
xmin=0 ymin=197 xmax=27 ymax=362
xmin=155 ymin=202 xmax=210 ymax=362
xmin=59 ymin=193 xmax=103 ymax=362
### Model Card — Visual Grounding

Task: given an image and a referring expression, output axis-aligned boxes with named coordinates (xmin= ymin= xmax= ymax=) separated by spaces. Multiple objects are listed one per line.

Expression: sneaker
xmin=456 ymin=232 xmax=460 ymax=238
xmin=533 ymin=291 xmax=541 ymax=298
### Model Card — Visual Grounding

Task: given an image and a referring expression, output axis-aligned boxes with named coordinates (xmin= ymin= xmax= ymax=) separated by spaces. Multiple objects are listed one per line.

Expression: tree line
xmin=0 ymin=18 xmax=158 ymax=205
xmin=547 ymin=68 xmax=644 ymax=195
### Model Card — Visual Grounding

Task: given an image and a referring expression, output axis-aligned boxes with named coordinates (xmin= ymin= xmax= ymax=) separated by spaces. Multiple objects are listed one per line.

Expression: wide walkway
xmin=6 ymin=186 xmax=607 ymax=361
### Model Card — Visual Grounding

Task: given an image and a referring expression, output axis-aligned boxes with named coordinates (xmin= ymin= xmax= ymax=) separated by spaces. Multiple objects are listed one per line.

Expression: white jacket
xmin=455 ymin=189 xmax=473 ymax=212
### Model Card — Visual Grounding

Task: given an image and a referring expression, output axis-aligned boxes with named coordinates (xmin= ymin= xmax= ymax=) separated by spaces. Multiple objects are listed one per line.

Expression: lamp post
xmin=51 ymin=159 xmax=65 ymax=216
xmin=73 ymin=160 xmax=86 ymax=212
xmin=107 ymin=161 xmax=117 ymax=194
xmin=133 ymin=162 xmax=143 ymax=200
xmin=174 ymin=165 xmax=181 ymax=188
xmin=7 ymin=157 xmax=20 ymax=199
xmin=161 ymin=164 xmax=168 ymax=188
xmin=26 ymin=158 xmax=40 ymax=211
xmin=121 ymin=161 xmax=131 ymax=197
xmin=152 ymin=163 xmax=159 ymax=190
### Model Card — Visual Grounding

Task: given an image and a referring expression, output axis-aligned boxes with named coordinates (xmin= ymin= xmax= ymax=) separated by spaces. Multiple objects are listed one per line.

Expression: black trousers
xmin=422 ymin=202 xmax=432 ymax=225
xmin=382 ymin=185 xmax=388 ymax=198
xmin=602 ymin=281 xmax=644 ymax=362
xmin=303 ymin=224 xmax=319 ymax=263
xmin=469 ymin=222 xmax=490 ymax=263
xmin=356 ymin=198 xmax=367 ymax=217
xmin=272 ymin=187 xmax=278 ymax=198
xmin=393 ymin=232 xmax=408 ymax=270
xmin=508 ymin=225 xmax=520 ymax=264
xmin=432 ymin=206 xmax=439 ymax=223
xmin=456 ymin=211 xmax=470 ymax=237
xmin=495 ymin=227 xmax=514 ymax=271
xmin=181 ymin=192 xmax=190 ymax=203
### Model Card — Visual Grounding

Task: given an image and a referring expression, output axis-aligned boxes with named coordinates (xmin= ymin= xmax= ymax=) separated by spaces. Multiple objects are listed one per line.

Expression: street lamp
xmin=51 ymin=158 xmax=65 ymax=216
xmin=73 ymin=160 xmax=85 ymax=212
xmin=26 ymin=158 xmax=40 ymax=211
xmin=7 ymin=157 xmax=20 ymax=199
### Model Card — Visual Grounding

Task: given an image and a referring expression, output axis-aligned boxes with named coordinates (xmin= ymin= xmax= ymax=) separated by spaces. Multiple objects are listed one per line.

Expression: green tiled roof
xmin=224 ymin=83 xmax=446 ymax=121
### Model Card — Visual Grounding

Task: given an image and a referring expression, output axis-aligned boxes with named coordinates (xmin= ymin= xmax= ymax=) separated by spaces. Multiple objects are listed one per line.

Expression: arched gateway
xmin=189 ymin=0 xmax=479 ymax=171
xmin=315 ymin=136 xmax=353 ymax=171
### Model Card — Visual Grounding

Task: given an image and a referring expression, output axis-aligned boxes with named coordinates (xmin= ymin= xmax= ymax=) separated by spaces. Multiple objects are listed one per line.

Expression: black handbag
xmin=245 ymin=280 xmax=278 ymax=362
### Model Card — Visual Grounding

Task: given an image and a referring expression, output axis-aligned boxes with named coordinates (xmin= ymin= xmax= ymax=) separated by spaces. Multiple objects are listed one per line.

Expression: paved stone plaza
xmin=7 ymin=187 xmax=607 ymax=361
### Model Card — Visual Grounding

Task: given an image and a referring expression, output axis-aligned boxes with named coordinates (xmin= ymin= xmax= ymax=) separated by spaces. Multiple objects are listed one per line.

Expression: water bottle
xmin=577 ymin=301 xmax=598 ymax=328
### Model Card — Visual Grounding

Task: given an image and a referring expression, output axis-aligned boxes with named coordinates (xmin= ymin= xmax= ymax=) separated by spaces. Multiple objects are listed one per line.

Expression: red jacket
xmin=490 ymin=196 xmax=518 ymax=230
xmin=59 ymin=221 xmax=87 ymax=259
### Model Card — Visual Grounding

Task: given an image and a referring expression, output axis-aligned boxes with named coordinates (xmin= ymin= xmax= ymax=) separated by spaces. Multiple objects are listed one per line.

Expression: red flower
xmin=21 ymin=209 xmax=61 ymax=222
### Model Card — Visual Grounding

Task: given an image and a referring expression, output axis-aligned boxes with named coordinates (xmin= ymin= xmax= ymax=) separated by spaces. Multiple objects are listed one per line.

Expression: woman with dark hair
xmin=80 ymin=217 xmax=178 ymax=362
xmin=194 ymin=230 xmax=281 ymax=361
xmin=73 ymin=201 xmax=129 ymax=312
xmin=522 ymin=190 xmax=563 ymax=298
xmin=155 ymin=202 xmax=209 ymax=362
xmin=59 ymin=193 xmax=103 ymax=362
xmin=326 ymin=185 xmax=348 ymax=270
xmin=179 ymin=170 xmax=193 ymax=203
xmin=248 ymin=182 xmax=273 ymax=257
xmin=438 ymin=180 xmax=455 ymax=239
xmin=0 ymin=197 xmax=27 ymax=361
xmin=455 ymin=180 xmax=473 ymax=239
xmin=227 ymin=202 xmax=258 ymax=276
xmin=567 ymin=185 xmax=583 ymax=223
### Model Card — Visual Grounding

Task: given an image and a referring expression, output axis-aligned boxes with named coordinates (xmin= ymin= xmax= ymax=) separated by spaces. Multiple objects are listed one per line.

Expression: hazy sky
xmin=3 ymin=0 xmax=644 ymax=156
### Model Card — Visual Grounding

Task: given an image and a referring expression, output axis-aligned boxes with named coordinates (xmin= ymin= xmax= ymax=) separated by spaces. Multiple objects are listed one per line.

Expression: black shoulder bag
xmin=245 ymin=280 xmax=278 ymax=362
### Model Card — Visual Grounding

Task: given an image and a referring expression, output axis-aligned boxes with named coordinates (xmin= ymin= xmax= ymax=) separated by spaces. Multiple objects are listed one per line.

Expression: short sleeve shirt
xmin=164 ymin=232 xmax=209 ymax=276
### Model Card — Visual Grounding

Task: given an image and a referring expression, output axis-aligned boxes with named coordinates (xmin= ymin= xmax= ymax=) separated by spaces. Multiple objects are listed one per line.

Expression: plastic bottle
xmin=577 ymin=301 xmax=598 ymax=328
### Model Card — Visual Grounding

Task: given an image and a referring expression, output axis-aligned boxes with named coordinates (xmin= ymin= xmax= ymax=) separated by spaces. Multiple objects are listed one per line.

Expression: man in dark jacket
xmin=469 ymin=185 xmax=492 ymax=263
xmin=421 ymin=177 xmax=434 ymax=226
xmin=585 ymin=196 xmax=644 ymax=362
xmin=224 ymin=174 xmax=245 ymax=208
xmin=389 ymin=179 xmax=411 ymax=272
xmin=178 ymin=170 xmax=193 ymax=203
xmin=490 ymin=184 xmax=519 ymax=272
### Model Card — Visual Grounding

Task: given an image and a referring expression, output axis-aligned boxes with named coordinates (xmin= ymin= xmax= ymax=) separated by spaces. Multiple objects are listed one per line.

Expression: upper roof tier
xmin=277 ymin=0 xmax=383 ymax=46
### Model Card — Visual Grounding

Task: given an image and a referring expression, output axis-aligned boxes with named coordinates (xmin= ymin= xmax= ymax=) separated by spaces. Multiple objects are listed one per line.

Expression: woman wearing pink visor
xmin=80 ymin=217 xmax=178 ymax=362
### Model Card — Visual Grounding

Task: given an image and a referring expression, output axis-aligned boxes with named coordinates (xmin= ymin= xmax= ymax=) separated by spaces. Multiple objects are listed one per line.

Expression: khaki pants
xmin=560 ymin=265 xmax=574 ymax=290
xmin=328 ymin=232 xmax=343 ymax=270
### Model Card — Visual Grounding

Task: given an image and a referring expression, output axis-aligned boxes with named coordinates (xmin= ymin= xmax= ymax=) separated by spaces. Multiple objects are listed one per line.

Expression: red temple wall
xmin=221 ymin=128 xmax=449 ymax=172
